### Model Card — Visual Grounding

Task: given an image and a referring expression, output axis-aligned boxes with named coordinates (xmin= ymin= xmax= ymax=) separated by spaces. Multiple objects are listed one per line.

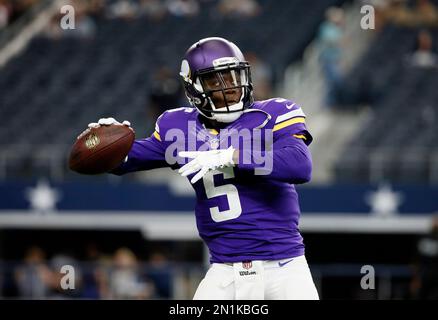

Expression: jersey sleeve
xmin=110 ymin=114 xmax=169 ymax=175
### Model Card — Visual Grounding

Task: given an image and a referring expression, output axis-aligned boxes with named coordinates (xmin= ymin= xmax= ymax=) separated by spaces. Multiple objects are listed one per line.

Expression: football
xmin=69 ymin=124 xmax=135 ymax=174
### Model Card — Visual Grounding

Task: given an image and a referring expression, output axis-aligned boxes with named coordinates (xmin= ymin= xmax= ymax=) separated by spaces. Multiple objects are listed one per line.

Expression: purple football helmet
xmin=180 ymin=37 xmax=253 ymax=123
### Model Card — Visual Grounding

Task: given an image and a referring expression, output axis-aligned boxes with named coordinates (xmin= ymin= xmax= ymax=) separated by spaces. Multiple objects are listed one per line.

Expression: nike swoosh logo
xmin=278 ymin=258 xmax=294 ymax=267
xmin=286 ymin=103 xmax=296 ymax=110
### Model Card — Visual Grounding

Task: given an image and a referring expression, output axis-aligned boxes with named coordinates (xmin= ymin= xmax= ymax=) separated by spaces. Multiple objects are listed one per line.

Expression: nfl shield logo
xmin=242 ymin=261 xmax=252 ymax=269
xmin=210 ymin=138 xmax=219 ymax=150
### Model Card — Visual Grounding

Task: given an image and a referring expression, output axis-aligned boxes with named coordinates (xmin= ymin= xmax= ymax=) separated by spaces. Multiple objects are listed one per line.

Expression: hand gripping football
xmin=69 ymin=124 xmax=135 ymax=174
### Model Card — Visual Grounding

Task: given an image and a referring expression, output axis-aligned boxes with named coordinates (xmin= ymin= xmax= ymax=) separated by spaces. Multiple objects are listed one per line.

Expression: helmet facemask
xmin=182 ymin=61 xmax=253 ymax=123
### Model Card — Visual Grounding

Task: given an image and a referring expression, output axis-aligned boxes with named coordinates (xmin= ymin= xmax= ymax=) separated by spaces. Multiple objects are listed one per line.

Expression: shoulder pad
xmin=259 ymin=98 xmax=306 ymax=122
xmin=155 ymin=107 xmax=196 ymax=134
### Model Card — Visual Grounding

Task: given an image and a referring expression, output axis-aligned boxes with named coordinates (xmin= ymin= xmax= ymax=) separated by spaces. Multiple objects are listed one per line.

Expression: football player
xmin=86 ymin=37 xmax=319 ymax=299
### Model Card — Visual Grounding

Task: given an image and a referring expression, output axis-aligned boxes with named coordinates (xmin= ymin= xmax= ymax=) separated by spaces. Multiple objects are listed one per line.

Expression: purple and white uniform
xmin=112 ymin=98 xmax=312 ymax=264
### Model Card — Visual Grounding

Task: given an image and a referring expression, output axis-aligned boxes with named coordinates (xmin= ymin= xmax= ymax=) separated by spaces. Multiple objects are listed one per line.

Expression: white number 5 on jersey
xmin=202 ymin=168 xmax=242 ymax=222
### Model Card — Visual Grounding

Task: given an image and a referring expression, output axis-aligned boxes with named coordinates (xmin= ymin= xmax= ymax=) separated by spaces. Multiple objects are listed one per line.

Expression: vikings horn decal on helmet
xmin=179 ymin=37 xmax=254 ymax=123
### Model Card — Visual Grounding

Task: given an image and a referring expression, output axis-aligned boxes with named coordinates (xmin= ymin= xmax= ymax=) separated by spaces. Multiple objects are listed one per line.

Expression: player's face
xmin=202 ymin=69 xmax=243 ymax=109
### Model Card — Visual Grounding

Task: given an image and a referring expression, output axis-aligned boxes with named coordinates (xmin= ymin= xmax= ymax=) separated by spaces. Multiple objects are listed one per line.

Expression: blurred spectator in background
xmin=383 ymin=0 xmax=416 ymax=27
xmin=49 ymin=253 xmax=82 ymax=298
xmin=410 ymin=30 xmax=438 ymax=68
xmin=411 ymin=215 xmax=438 ymax=299
xmin=0 ymin=0 xmax=44 ymax=28
xmin=140 ymin=0 xmax=167 ymax=22
xmin=382 ymin=0 xmax=438 ymax=28
xmin=317 ymin=6 xmax=346 ymax=108
xmin=107 ymin=247 xmax=154 ymax=299
xmin=81 ymin=243 xmax=107 ymax=299
xmin=107 ymin=0 xmax=138 ymax=20
xmin=44 ymin=1 xmax=97 ymax=40
xmin=414 ymin=0 xmax=438 ymax=27
xmin=14 ymin=246 xmax=52 ymax=299
xmin=245 ymin=51 xmax=273 ymax=101
xmin=147 ymin=251 xmax=172 ymax=299
xmin=166 ymin=0 xmax=200 ymax=18
xmin=217 ymin=0 xmax=261 ymax=19
xmin=86 ymin=0 xmax=105 ymax=20
xmin=0 ymin=0 xmax=11 ymax=29
xmin=148 ymin=66 xmax=184 ymax=119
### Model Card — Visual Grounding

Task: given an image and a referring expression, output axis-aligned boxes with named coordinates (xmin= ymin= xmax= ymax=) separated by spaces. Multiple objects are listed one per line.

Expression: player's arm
xmin=110 ymin=115 xmax=170 ymax=175
xmin=110 ymin=134 xmax=168 ymax=175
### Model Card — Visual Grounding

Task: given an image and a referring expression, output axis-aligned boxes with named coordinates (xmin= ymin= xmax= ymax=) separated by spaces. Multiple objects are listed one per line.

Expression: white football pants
xmin=193 ymin=255 xmax=319 ymax=300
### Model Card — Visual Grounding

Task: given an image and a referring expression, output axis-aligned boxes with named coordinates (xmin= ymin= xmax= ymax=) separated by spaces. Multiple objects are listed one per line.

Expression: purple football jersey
xmin=112 ymin=98 xmax=313 ymax=263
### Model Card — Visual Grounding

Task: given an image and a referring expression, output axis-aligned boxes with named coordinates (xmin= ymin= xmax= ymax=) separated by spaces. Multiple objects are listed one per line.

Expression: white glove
xmin=178 ymin=146 xmax=236 ymax=184
xmin=88 ymin=117 xmax=131 ymax=128
xmin=78 ymin=118 xmax=131 ymax=139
